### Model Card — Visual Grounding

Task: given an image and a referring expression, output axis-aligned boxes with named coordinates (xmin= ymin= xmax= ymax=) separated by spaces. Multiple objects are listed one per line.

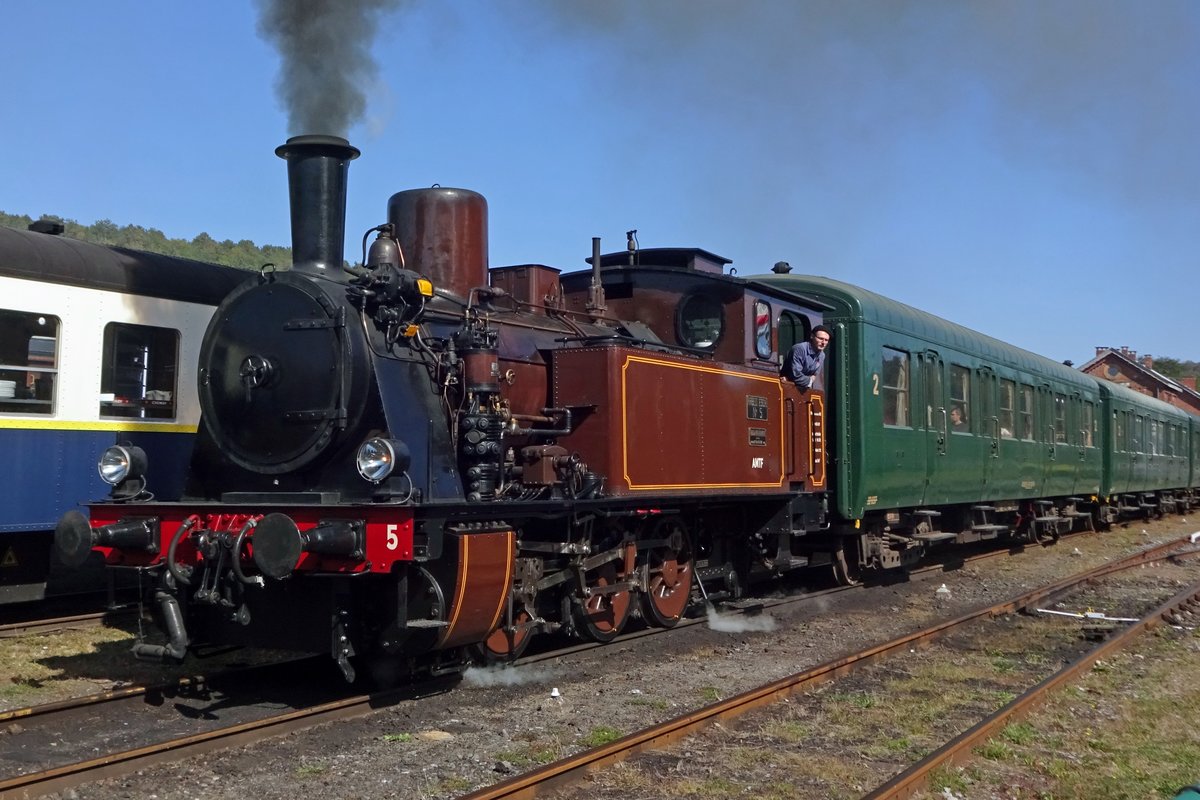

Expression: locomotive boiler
xmin=55 ymin=136 xmax=831 ymax=680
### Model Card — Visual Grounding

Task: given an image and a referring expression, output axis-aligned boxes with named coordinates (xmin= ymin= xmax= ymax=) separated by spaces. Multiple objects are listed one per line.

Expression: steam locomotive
xmin=53 ymin=136 xmax=1197 ymax=681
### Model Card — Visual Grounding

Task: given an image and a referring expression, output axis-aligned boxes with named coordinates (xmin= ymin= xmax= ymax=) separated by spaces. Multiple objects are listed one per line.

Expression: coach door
xmin=1071 ymin=394 xmax=1096 ymax=495
xmin=919 ymin=350 xmax=948 ymax=505
xmin=977 ymin=368 xmax=999 ymax=496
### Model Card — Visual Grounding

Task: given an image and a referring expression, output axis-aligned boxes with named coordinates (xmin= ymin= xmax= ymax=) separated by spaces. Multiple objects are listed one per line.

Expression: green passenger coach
xmin=756 ymin=273 xmax=1117 ymax=574
xmin=1098 ymin=380 xmax=1191 ymax=511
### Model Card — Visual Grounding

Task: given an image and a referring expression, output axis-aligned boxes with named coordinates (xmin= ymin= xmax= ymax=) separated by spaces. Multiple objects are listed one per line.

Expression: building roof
xmin=1079 ymin=347 xmax=1200 ymax=414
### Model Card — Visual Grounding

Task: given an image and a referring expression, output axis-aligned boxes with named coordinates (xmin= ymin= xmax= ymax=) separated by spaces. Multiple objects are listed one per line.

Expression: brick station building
xmin=1079 ymin=346 xmax=1200 ymax=416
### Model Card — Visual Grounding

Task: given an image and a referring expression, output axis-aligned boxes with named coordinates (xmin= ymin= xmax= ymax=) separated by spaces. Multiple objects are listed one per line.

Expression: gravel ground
xmin=12 ymin=515 xmax=1199 ymax=800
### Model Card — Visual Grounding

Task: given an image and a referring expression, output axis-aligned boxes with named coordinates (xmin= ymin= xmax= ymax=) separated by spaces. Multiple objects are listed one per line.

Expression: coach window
xmin=1018 ymin=384 xmax=1034 ymax=440
xmin=1053 ymin=394 xmax=1067 ymax=444
xmin=1114 ymin=411 xmax=1126 ymax=452
xmin=0 ymin=309 xmax=58 ymax=415
xmin=1082 ymin=402 xmax=1095 ymax=447
xmin=998 ymin=380 xmax=1016 ymax=439
xmin=880 ymin=347 xmax=910 ymax=427
xmin=949 ymin=364 xmax=970 ymax=433
xmin=677 ymin=292 xmax=723 ymax=350
xmin=1131 ymin=415 xmax=1144 ymax=453
xmin=99 ymin=323 xmax=180 ymax=420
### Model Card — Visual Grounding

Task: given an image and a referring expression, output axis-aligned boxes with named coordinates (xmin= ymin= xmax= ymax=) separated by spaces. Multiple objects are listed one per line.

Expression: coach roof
xmin=754 ymin=273 xmax=1093 ymax=388
xmin=0 ymin=225 xmax=250 ymax=306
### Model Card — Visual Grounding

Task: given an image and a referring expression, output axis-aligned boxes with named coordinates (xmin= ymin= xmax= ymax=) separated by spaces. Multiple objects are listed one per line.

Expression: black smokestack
xmin=276 ymin=135 xmax=361 ymax=276
xmin=255 ymin=0 xmax=401 ymax=136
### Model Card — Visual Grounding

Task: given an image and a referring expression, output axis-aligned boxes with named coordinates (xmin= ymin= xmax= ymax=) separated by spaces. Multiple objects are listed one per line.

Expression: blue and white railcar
xmin=0 ymin=224 xmax=248 ymax=602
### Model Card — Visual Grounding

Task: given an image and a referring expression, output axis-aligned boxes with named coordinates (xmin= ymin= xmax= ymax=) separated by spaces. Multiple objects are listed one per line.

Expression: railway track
xmin=456 ymin=535 xmax=1199 ymax=800
xmin=0 ymin=611 xmax=117 ymax=640
xmin=0 ymin=529 xmax=1189 ymax=799
xmin=0 ymin=520 xmax=1111 ymax=651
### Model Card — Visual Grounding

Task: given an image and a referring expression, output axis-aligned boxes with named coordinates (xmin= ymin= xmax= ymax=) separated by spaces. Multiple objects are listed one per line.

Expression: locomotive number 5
xmin=386 ymin=524 xmax=401 ymax=550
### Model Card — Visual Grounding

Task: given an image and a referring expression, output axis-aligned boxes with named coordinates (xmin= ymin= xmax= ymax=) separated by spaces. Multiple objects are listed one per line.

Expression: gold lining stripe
xmin=484 ymin=532 xmax=516 ymax=635
xmin=810 ymin=394 xmax=827 ymax=485
xmin=621 ymin=354 xmax=787 ymax=489
xmin=442 ymin=536 xmax=470 ymax=643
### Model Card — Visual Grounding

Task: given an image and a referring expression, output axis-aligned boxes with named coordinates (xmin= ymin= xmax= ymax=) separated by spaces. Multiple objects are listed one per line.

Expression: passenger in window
xmin=781 ymin=325 xmax=831 ymax=391
xmin=950 ymin=405 xmax=968 ymax=432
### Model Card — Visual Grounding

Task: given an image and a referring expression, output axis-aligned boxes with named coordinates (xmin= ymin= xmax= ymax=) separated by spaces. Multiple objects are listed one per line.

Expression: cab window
xmin=753 ymin=300 xmax=772 ymax=359
xmin=0 ymin=309 xmax=58 ymax=415
xmin=777 ymin=311 xmax=810 ymax=360
xmin=677 ymin=293 xmax=723 ymax=350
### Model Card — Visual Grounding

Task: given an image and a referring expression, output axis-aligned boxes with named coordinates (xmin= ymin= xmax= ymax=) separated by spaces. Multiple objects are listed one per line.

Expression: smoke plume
xmin=255 ymin=0 xmax=401 ymax=136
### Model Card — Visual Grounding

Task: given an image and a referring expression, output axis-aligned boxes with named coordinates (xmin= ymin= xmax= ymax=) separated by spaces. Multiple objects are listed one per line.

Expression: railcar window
xmin=1114 ymin=411 xmax=1126 ymax=452
xmin=99 ymin=323 xmax=180 ymax=419
xmin=922 ymin=354 xmax=943 ymax=429
xmin=1053 ymin=394 xmax=1067 ymax=444
xmin=949 ymin=365 xmax=970 ymax=433
xmin=880 ymin=347 xmax=910 ymax=427
xmin=1082 ymin=402 xmax=1095 ymax=447
xmin=677 ymin=293 xmax=723 ymax=350
xmin=1018 ymin=385 xmax=1034 ymax=440
xmin=999 ymin=380 xmax=1016 ymax=438
xmin=1132 ymin=415 xmax=1144 ymax=454
xmin=753 ymin=301 xmax=772 ymax=359
xmin=0 ymin=309 xmax=59 ymax=415
xmin=1150 ymin=420 xmax=1160 ymax=456
xmin=979 ymin=373 xmax=996 ymax=437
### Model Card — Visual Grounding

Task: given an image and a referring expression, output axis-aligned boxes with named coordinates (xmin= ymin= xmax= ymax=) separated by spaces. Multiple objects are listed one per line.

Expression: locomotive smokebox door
xmin=198 ymin=273 xmax=372 ymax=475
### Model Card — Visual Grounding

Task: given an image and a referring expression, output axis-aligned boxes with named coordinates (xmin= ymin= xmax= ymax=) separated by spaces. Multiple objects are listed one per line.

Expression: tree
xmin=1153 ymin=358 xmax=1200 ymax=379
xmin=2 ymin=209 xmax=289 ymax=272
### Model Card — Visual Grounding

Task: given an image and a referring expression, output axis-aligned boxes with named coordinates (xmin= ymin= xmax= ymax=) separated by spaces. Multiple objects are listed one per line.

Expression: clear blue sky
xmin=2 ymin=1 xmax=1196 ymax=366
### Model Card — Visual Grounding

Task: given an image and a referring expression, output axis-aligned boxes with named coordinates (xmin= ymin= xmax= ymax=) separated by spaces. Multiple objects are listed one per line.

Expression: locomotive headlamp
xmin=98 ymin=445 xmax=147 ymax=486
xmin=356 ymin=437 xmax=412 ymax=483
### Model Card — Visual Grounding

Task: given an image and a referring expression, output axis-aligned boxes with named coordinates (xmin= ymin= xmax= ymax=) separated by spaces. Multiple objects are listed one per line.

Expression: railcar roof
xmin=753 ymin=273 xmax=1093 ymax=388
xmin=1097 ymin=377 xmax=1193 ymax=420
xmin=0 ymin=225 xmax=251 ymax=305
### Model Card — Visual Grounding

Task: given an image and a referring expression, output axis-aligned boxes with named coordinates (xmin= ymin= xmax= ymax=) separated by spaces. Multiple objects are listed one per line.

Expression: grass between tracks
xmin=558 ymin=570 xmax=1200 ymax=800
xmin=927 ymin=624 xmax=1200 ymax=800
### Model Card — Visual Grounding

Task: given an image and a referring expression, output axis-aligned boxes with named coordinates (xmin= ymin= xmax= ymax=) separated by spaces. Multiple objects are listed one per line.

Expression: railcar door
xmin=942 ymin=362 xmax=985 ymax=505
xmin=1071 ymin=394 xmax=1099 ymax=496
xmin=1037 ymin=384 xmax=1057 ymax=496
xmin=1110 ymin=408 xmax=1131 ymax=495
xmin=919 ymin=350 xmax=948 ymax=505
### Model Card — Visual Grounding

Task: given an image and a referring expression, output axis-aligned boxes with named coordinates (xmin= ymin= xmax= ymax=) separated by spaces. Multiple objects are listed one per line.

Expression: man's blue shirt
xmin=787 ymin=341 xmax=825 ymax=389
